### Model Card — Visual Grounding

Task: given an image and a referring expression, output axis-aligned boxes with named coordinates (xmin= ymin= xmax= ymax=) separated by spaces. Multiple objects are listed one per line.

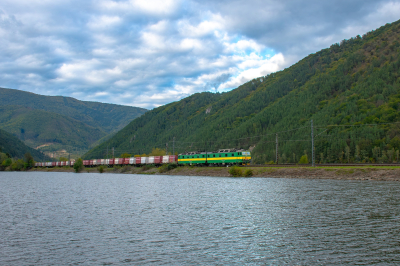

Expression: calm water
xmin=1 ymin=172 xmax=399 ymax=265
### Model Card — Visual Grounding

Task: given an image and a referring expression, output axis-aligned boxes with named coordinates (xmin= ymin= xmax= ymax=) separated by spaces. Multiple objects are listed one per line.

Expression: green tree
xmin=361 ymin=149 xmax=369 ymax=163
xmin=24 ymin=152 xmax=35 ymax=168
xmin=345 ymin=146 xmax=351 ymax=163
xmin=59 ymin=157 xmax=68 ymax=161
xmin=11 ymin=159 xmax=25 ymax=171
xmin=120 ymin=153 xmax=132 ymax=158
xmin=73 ymin=158 xmax=84 ymax=173
xmin=299 ymin=155 xmax=309 ymax=164
xmin=2 ymin=158 xmax=12 ymax=167
xmin=355 ymin=145 xmax=361 ymax=162
xmin=0 ymin=152 xmax=7 ymax=165
xmin=149 ymin=148 xmax=166 ymax=156
xmin=387 ymin=148 xmax=395 ymax=162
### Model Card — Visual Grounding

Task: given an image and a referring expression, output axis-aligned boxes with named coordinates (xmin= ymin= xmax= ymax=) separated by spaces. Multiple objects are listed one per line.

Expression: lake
xmin=1 ymin=172 xmax=399 ymax=265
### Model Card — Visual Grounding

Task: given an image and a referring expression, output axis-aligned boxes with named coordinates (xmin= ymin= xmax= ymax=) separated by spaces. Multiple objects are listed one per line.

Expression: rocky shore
xmin=30 ymin=165 xmax=400 ymax=181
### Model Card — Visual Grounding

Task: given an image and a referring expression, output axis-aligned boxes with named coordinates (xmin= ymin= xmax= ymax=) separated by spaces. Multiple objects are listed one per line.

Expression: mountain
xmin=0 ymin=88 xmax=147 ymax=157
xmin=0 ymin=128 xmax=50 ymax=161
xmin=0 ymin=105 xmax=105 ymax=150
xmin=84 ymin=19 xmax=400 ymax=164
xmin=0 ymin=88 xmax=147 ymax=133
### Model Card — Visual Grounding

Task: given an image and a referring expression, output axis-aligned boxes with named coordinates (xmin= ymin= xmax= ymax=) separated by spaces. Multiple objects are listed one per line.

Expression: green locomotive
xmin=178 ymin=149 xmax=251 ymax=166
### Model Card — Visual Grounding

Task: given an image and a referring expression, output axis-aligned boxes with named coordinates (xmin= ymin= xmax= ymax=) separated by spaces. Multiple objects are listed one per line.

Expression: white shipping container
xmin=148 ymin=156 xmax=155 ymax=164
xmin=129 ymin=157 xmax=135 ymax=164
xmin=141 ymin=157 xmax=148 ymax=164
xmin=162 ymin=156 xmax=169 ymax=163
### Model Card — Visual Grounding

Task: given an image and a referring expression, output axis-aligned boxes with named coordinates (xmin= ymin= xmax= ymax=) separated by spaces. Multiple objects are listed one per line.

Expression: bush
xmin=244 ymin=169 xmax=253 ymax=177
xmin=73 ymin=158 xmax=84 ymax=173
xmin=167 ymin=163 xmax=178 ymax=170
xmin=11 ymin=159 xmax=25 ymax=171
xmin=299 ymin=155 xmax=309 ymax=164
xmin=2 ymin=158 xmax=12 ymax=167
xmin=229 ymin=166 xmax=243 ymax=177
xmin=159 ymin=163 xmax=178 ymax=173
xmin=141 ymin=164 xmax=154 ymax=171
xmin=158 ymin=164 xmax=169 ymax=173
xmin=98 ymin=165 xmax=104 ymax=173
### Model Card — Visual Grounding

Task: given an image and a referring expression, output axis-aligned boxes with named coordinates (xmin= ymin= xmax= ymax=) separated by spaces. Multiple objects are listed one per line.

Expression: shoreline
xmin=28 ymin=165 xmax=400 ymax=181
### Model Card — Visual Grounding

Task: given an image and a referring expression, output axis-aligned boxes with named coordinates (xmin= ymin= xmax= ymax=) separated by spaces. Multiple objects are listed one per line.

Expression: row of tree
xmin=0 ymin=152 xmax=35 ymax=171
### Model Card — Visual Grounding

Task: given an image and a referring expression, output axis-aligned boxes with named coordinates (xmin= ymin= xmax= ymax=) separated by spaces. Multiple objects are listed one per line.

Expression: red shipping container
xmin=169 ymin=155 xmax=178 ymax=163
xmin=154 ymin=156 xmax=161 ymax=164
xmin=109 ymin=158 xmax=114 ymax=165
xmin=83 ymin=160 xmax=89 ymax=166
xmin=123 ymin=158 xmax=130 ymax=164
xmin=135 ymin=157 xmax=141 ymax=164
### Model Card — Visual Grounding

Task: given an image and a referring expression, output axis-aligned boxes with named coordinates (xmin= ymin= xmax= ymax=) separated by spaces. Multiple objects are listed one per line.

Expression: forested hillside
xmin=0 ymin=88 xmax=147 ymax=133
xmin=84 ymin=19 xmax=400 ymax=164
xmin=0 ymin=128 xmax=50 ymax=161
xmin=0 ymin=88 xmax=147 ymax=157
xmin=0 ymin=105 xmax=105 ymax=152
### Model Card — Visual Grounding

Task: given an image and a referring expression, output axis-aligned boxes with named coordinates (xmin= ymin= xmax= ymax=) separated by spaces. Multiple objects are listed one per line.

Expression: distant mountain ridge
xmin=0 ymin=88 xmax=147 ymax=157
xmin=0 ymin=88 xmax=147 ymax=133
xmin=84 ymin=19 xmax=400 ymax=164
xmin=0 ymin=128 xmax=50 ymax=161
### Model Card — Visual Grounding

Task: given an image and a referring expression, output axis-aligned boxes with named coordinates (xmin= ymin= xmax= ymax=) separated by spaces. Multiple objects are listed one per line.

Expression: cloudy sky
xmin=1 ymin=0 xmax=399 ymax=109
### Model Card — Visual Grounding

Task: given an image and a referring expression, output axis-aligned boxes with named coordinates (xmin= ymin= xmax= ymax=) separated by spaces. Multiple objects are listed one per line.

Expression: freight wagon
xmin=35 ymin=150 xmax=251 ymax=168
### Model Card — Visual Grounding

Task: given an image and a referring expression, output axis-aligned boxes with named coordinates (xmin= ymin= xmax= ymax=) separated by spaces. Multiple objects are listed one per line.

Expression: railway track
xmin=243 ymin=163 xmax=400 ymax=167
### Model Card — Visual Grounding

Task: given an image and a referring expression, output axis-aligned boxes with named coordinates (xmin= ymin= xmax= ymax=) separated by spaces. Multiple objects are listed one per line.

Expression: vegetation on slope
xmin=0 ymin=128 xmax=50 ymax=161
xmin=0 ymin=88 xmax=147 ymax=156
xmin=0 ymin=88 xmax=147 ymax=134
xmin=0 ymin=105 xmax=106 ymax=150
xmin=84 ymin=20 xmax=400 ymax=164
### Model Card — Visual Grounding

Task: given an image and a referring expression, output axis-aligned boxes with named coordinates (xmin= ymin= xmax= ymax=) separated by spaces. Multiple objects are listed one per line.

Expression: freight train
xmin=34 ymin=149 xmax=251 ymax=168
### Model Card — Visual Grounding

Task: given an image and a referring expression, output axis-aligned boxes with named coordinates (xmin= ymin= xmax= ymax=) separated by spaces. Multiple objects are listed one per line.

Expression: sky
xmin=1 ymin=0 xmax=400 ymax=109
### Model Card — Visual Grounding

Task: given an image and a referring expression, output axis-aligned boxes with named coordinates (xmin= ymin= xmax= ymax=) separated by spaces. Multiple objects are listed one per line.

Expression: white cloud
xmin=0 ymin=0 xmax=398 ymax=109
xmin=88 ymin=15 xmax=122 ymax=30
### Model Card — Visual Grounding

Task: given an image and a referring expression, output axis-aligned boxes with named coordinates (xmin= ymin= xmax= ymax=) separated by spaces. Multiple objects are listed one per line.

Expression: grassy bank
xmin=28 ymin=165 xmax=400 ymax=181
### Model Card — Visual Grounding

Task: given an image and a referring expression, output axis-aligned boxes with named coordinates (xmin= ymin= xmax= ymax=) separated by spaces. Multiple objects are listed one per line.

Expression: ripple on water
xmin=0 ymin=172 xmax=400 ymax=265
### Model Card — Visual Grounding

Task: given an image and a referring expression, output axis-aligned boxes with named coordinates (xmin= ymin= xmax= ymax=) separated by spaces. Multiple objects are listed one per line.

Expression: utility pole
xmin=173 ymin=137 xmax=175 ymax=155
xmin=276 ymin=133 xmax=278 ymax=164
xmin=112 ymin=147 xmax=114 ymax=159
xmin=107 ymin=146 xmax=109 ymax=159
xmin=311 ymin=120 xmax=315 ymax=167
